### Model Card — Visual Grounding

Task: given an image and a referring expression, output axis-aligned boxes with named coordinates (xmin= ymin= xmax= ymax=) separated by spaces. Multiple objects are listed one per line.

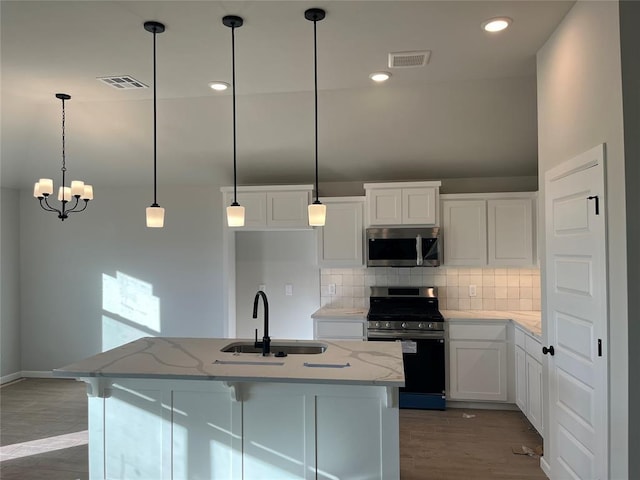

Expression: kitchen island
xmin=54 ymin=337 xmax=404 ymax=480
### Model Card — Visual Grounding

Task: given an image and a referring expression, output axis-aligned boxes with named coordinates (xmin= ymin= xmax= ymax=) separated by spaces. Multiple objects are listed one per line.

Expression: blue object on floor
xmin=399 ymin=392 xmax=446 ymax=410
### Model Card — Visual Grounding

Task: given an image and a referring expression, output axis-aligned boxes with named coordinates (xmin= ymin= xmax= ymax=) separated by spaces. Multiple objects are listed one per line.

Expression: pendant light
xmin=33 ymin=93 xmax=93 ymax=220
xmin=305 ymin=8 xmax=327 ymax=227
xmin=223 ymin=15 xmax=245 ymax=227
xmin=144 ymin=21 xmax=165 ymax=228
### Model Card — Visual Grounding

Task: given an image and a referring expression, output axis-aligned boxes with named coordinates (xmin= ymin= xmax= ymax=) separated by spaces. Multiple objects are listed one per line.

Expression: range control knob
xmin=374 ymin=322 xmax=380 ymax=328
xmin=401 ymin=322 xmax=407 ymax=329
xmin=428 ymin=323 xmax=434 ymax=329
xmin=385 ymin=322 xmax=391 ymax=329
xmin=418 ymin=323 xmax=424 ymax=329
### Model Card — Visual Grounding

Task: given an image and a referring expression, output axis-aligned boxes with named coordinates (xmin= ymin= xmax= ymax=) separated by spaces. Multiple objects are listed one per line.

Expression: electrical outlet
xmin=259 ymin=284 xmax=266 ymax=292
xmin=285 ymin=284 xmax=293 ymax=296
xmin=328 ymin=284 xmax=336 ymax=295
xmin=469 ymin=285 xmax=477 ymax=297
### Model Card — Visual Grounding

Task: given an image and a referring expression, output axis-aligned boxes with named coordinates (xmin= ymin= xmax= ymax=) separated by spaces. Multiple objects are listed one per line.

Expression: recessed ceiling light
xmin=208 ymin=81 xmax=229 ymax=91
xmin=482 ymin=17 xmax=512 ymax=33
xmin=369 ymin=72 xmax=391 ymax=83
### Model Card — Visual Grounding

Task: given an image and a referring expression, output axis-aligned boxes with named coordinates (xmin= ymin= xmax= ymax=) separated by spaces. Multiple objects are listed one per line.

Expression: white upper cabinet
xmin=441 ymin=199 xmax=487 ymax=266
xmin=487 ymin=198 xmax=533 ymax=266
xmin=364 ymin=181 xmax=441 ymax=226
xmin=441 ymin=192 xmax=536 ymax=267
xmin=317 ymin=197 xmax=364 ymax=267
xmin=221 ymin=185 xmax=313 ymax=229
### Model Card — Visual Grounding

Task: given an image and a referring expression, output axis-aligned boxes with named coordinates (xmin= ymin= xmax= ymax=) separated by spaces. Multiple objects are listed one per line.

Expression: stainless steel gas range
xmin=367 ymin=286 xmax=446 ymax=410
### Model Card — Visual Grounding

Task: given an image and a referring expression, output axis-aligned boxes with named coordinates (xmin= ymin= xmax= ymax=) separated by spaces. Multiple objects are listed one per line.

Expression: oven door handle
xmin=416 ymin=234 xmax=423 ymax=266
xmin=367 ymin=331 xmax=445 ymax=340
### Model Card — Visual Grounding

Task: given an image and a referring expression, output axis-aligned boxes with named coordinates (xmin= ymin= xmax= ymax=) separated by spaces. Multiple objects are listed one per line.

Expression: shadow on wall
xmin=102 ymin=271 xmax=161 ymax=351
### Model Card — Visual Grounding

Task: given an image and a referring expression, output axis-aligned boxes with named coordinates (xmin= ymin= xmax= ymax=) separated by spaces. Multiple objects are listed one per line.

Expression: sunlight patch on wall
xmin=102 ymin=271 xmax=161 ymax=352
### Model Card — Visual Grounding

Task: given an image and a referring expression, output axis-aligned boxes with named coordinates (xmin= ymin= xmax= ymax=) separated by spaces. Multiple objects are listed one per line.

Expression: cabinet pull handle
xmin=542 ymin=345 xmax=555 ymax=356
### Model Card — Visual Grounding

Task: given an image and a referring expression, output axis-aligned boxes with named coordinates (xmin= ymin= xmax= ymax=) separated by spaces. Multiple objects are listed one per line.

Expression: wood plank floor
xmin=1 ymin=379 xmax=545 ymax=479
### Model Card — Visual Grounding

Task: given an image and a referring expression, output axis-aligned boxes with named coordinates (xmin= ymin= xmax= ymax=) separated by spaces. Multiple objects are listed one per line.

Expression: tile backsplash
xmin=320 ymin=267 xmax=541 ymax=311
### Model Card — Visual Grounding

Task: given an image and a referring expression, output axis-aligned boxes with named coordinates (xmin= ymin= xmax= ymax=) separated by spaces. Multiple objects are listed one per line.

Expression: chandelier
xmin=33 ymin=93 xmax=93 ymax=220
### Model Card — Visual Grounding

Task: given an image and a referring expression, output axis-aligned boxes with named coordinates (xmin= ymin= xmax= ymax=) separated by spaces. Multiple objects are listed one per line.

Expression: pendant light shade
xmin=305 ymin=8 xmax=326 ymax=227
xmin=33 ymin=93 xmax=93 ymax=221
xmin=224 ymin=15 xmax=245 ymax=227
xmin=144 ymin=20 xmax=165 ymax=228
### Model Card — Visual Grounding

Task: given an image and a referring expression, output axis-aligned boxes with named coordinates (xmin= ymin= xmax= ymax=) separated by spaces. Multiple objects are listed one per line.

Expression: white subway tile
xmin=520 ymin=299 xmax=533 ymax=311
xmin=519 ymin=275 xmax=533 ymax=287
xmin=447 ymin=298 xmax=459 ymax=310
xmin=520 ymin=287 xmax=533 ymax=299
xmin=482 ymin=275 xmax=495 ymax=287
xmin=495 ymin=275 xmax=508 ymax=287
xmin=495 ymin=299 xmax=509 ymax=311
xmin=446 ymin=275 xmax=459 ymax=286
xmin=483 ymin=298 xmax=496 ymax=310
xmin=459 ymin=298 xmax=471 ymax=310
xmin=470 ymin=298 xmax=483 ymax=310
xmin=507 ymin=287 xmax=520 ymax=299
xmin=494 ymin=268 xmax=507 ymax=276
xmin=495 ymin=287 xmax=508 ymax=299
xmin=508 ymin=298 xmax=521 ymax=310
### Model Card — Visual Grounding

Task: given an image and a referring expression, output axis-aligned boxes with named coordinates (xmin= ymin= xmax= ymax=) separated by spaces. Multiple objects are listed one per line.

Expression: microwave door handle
xmin=416 ymin=234 xmax=423 ymax=265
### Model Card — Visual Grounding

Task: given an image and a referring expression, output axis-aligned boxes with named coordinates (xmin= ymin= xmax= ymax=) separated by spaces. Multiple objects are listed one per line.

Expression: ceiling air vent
xmin=97 ymin=75 xmax=148 ymax=89
xmin=388 ymin=50 xmax=431 ymax=68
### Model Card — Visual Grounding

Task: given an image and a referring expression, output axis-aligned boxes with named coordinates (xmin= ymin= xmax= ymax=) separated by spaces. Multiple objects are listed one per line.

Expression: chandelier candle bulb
xmin=33 ymin=182 xmax=41 ymax=198
xmin=39 ymin=178 xmax=53 ymax=195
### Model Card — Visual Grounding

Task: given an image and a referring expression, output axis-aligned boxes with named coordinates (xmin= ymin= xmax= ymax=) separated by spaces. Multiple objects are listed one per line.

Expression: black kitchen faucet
xmin=252 ymin=290 xmax=271 ymax=356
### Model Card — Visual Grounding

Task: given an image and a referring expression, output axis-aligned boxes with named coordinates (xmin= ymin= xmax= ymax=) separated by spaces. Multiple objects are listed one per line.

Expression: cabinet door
xmin=368 ymin=188 xmax=402 ymax=225
xmin=441 ymin=200 xmax=487 ymax=266
xmin=526 ymin=355 xmax=543 ymax=434
xmin=318 ymin=201 xmax=363 ymax=267
xmin=448 ymin=340 xmax=508 ymax=401
xmin=515 ymin=345 xmax=527 ymax=412
xmin=266 ymin=190 xmax=310 ymax=227
xmin=402 ymin=187 xmax=437 ymax=225
xmin=487 ymin=198 xmax=533 ymax=266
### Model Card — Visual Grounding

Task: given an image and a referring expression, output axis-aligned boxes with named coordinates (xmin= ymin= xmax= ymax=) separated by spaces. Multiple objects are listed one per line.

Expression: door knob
xmin=542 ymin=345 xmax=555 ymax=356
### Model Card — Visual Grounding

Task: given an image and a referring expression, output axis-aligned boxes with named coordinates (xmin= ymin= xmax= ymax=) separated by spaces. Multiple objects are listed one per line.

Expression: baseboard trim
xmin=447 ymin=400 xmax=519 ymax=411
xmin=21 ymin=370 xmax=53 ymax=378
xmin=0 ymin=371 xmax=23 ymax=385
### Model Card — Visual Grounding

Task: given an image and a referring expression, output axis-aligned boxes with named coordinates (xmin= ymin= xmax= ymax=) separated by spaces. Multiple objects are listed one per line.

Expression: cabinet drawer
xmin=315 ymin=320 xmax=365 ymax=339
xmin=525 ymin=334 xmax=543 ymax=363
xmin=515 ymin=327 xmax=526 ymax=348
xmin=448 ymin=323 xmax=507 ymax=341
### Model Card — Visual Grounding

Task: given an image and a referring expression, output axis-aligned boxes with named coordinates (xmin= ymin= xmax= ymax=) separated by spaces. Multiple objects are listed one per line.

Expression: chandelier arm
xmin=40 ymin=196 xmax=61 ymax=214
xmin=62 ymin=196 xmax=81 ymax=215
xmin=66 ymin=199 xmax=89 ymax=215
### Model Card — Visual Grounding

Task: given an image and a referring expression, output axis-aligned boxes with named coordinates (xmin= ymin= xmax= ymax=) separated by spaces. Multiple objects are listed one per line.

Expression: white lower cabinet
xmin=515 ymin=326 xmax=543 ymax=434
xmin=88 ymin=378 xmax=398 ymax=480
xmin=447 ymin=322 xmax=509 ymax=401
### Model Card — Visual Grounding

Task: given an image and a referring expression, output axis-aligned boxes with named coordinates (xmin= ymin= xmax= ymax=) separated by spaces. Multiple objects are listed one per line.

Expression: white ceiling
xmin=0 ymin=0 xmax=574 ymax=190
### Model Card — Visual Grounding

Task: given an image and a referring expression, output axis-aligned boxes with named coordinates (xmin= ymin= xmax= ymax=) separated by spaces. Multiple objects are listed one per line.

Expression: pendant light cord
xmin=232 ymin=23 xmax=238 ymax=206
xmin=152 ymin=28 xmax=158 ymax=207
xmin=313 ymin=18 xmax=320 ymax=204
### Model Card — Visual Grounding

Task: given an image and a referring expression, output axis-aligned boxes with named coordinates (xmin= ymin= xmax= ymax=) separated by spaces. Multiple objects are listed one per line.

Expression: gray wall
xmin=537 ymin=1 xmax=629 ymax=477
xmin=1 ymin=188 xmax=21 ymax=379
xmin=19 ymin=185 xmax=226 ymax=371
xmin=620 ymin=1 xmax=640 ymax=478
xmin=235 ymin=231 xmax=320 ymax=340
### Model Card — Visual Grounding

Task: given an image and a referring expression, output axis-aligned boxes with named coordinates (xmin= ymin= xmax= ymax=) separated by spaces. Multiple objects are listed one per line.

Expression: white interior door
xmin=544 ymin=144 xmax=608 ymax=479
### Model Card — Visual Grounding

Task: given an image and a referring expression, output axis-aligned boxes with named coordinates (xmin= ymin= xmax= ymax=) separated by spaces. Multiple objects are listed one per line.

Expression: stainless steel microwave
xmin=366 ymin=227 xmax=441 ymax=267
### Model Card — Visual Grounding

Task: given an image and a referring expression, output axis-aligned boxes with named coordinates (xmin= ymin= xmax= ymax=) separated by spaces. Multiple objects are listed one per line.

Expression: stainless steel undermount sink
xmin=221 ymin=341 xmax=327 ymax=355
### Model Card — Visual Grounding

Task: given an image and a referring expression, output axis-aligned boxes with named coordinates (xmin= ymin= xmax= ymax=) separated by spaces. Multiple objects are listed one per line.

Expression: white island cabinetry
xmin=55 ymin=337 xmax=402 ymax=480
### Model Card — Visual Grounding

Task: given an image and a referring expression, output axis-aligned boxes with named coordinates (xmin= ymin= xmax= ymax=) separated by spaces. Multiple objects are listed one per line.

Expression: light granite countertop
xmin=53 ymin=337 xmax=404 ymax=387
xmin=442 ymin=310 xmax=542 ymax=338
xmin=311 ymin=307 xmax=369 ymax=319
